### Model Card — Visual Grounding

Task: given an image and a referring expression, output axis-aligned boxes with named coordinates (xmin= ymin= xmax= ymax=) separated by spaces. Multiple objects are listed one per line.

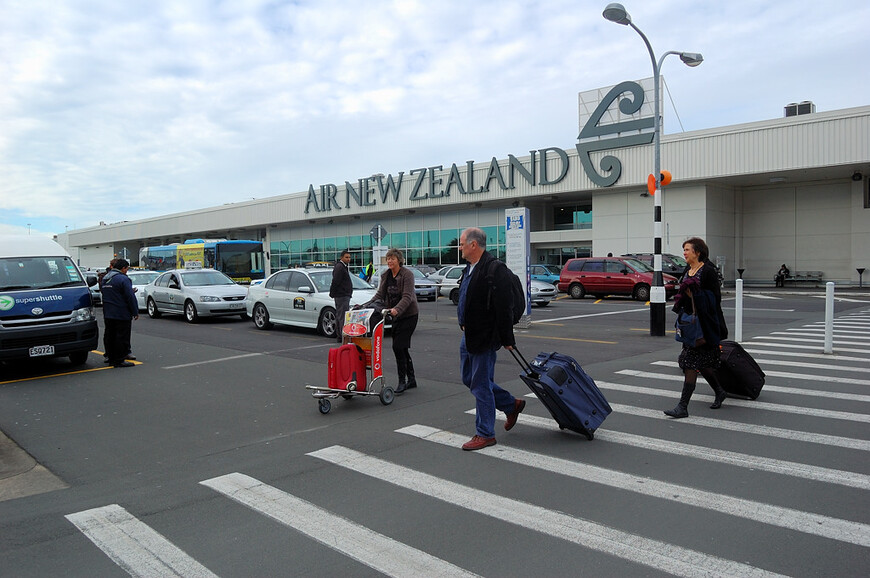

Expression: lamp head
xmin=603 ymin=3 xmax=631 ymax=25
xmin=679 ymin=52 xmax=704 ymax=67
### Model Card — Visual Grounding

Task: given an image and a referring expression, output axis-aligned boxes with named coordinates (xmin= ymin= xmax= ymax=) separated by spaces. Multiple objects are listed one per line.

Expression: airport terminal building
xmin=58 ymin=82 xmax=870 ymax=286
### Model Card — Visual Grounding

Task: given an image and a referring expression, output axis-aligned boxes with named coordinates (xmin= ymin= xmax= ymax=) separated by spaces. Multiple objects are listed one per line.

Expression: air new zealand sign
xmin=305 ymin=81 xmax=653 ymax=214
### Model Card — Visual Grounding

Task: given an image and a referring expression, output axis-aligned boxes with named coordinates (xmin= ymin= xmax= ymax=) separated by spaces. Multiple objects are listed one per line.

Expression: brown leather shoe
xmin=461 ymin=435 xmax=497 ymax=451
xmin=504 ymin=398 xmax=526 ymax=431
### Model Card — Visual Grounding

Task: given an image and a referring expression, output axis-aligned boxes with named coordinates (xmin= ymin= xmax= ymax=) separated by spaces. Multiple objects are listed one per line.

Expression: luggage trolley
xmin=306 ymin=308 xmax=395 ymax=414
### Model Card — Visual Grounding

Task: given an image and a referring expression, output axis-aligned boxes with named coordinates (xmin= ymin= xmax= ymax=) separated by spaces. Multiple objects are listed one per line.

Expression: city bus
xmin=139 ymin=239 xmax=265 ymax=283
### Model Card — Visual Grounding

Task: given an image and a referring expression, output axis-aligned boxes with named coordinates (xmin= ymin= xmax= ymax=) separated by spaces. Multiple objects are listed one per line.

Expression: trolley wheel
xmin=379 ymin=387 xmax=395 ymax=405
xmin=318 ymin=399 xmax=331 ymax=414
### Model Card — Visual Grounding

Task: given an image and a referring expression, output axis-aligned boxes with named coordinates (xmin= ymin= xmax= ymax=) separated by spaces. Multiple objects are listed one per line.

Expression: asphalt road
xmin=1 ymin=290 xmax=869 ymax=576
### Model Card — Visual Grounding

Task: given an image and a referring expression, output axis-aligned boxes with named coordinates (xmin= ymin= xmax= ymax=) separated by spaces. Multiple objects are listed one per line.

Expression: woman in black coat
xmin=664 ymin=237 xmax=728 ymax=418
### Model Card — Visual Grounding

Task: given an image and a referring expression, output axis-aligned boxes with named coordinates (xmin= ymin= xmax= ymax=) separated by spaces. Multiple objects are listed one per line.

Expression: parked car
xmin=127 ymin=270 xmax=160 ymax=311
xmin=427 ymin=265 xmax=461 ymax=284
xmin=621 ymin=253 xmax=688 ymax=277
xmin=143 ymin=269 xmax=248 ymax=322
xmin=370 ymin=266 xmax=438 ymax=301
xmin=437 ymin=266 xmax=556 ymax=307
xmin=245 ymin=267 xmax=376 ymax=337
xmin=558 ymin=256 xmax=679 ymax=301
xmin=435 ymin=265 xmax=467 ymax=302
xmin=530 ymin=264 xmax=561 ymax=285
xmin=85 ymin=272 xmax=102 ymax=306
xmin=412 ymin=264 xmax=437 ymax=276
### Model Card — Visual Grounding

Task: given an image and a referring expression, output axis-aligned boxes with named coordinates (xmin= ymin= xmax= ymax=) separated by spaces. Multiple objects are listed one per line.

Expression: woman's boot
xmin=703 ymin=369 xmax=728 ymax=409
xmin=405 ymin=356 xmax=417 ymax=389
xmin=395 ymin=355 xmax=407 ymax=395
xmin=664 ymin=381 xmax=695 ymax=418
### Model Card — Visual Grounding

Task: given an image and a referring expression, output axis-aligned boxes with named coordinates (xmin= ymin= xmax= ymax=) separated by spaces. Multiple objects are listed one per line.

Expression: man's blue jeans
xmin=460 ymin=336 xmax=517 ymax=438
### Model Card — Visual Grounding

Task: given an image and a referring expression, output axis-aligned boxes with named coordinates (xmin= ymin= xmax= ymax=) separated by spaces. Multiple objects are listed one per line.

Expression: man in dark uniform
xmin=329 ymin=250 xmax=353 ymax=341
xmin=101 ymin=259 xmax=139 ymax=368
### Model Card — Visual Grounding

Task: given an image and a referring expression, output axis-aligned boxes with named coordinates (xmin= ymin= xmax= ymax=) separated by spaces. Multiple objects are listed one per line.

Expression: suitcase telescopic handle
xmin=509 ymin=346 xmax=539 ymax=378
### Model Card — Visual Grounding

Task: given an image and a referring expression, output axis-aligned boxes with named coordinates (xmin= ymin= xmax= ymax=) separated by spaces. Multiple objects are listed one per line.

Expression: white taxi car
xmin=246 ymin=268 xmax=376 ymax=337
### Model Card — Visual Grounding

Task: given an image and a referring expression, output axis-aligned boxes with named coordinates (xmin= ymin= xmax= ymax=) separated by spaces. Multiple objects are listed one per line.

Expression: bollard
xmin=824 ymin=282 xmax=834 ymax=354
xmin=734 ymin=278 xmax=743 ymax=342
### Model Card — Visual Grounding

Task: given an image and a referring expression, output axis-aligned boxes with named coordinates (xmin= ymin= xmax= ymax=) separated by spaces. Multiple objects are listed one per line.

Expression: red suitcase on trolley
xmin=328 ymin=344 xmax=367 ymax=391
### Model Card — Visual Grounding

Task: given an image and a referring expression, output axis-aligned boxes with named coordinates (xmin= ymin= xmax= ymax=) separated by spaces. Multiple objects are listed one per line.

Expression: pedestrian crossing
xmin=64 ymin=310 xmax=870 ymax=576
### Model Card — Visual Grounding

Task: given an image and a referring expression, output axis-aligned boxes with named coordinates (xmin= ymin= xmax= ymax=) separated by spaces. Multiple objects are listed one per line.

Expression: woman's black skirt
xmin=390 ymin=314 xmax=418 ymax=350
xmin=678 ymin=343 xmax=721 ymax=371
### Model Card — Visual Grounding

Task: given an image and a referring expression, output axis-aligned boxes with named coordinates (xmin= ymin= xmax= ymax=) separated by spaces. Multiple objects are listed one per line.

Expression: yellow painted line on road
xmin=0 ymin=357 xmax=142 ymax=385
xmin=594 ymin=299 xmax=603 ymax=304
xmin=522 ymin=334 xmax=617 ymax=345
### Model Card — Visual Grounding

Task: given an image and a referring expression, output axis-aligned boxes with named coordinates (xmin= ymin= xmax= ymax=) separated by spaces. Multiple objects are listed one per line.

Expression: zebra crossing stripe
xmin=200 ymin=473 xmax=479 ymax=578
xmin=732 ymin=357 xmax=870 ymax=374
xmin=778 ymin=331 xmax=870 ymax=341
xmin=648 ymin=361 xmax=870 ymax=389
xmin=748 ymin=339 xmax=869 ymax=354
xmin=601 ymin=402 xmax=870 ymax=451
xmin=753 ymin=335 xmax=869 ymax=347
xmin=65 ymin=505 xmax=217 ymax=578
xmin=743 ymin=349 xmax=870 ymax=363
xmin=396 ymin=425 xmax=870 ymax=547
xmin=610 ymin=372 xmax=870 ymax=422
xmin=307 ymin=445 xmax=787 ymax=578
xmin=789 ymin=327 xmax=870 ymax=335
xmin=470 ymin=409 xmax=870 ymax=488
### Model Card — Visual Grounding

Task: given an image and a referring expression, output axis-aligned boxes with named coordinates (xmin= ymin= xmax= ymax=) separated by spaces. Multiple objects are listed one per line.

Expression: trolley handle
xmin=508 ymin=346 xmax=539 ymax=378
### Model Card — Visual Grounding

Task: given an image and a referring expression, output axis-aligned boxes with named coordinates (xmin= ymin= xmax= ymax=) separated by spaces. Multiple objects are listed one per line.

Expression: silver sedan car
xmin=370 ymin=266 xmax=438 ymax=301
xmin=144 ymin=269 xmax=248 ymax=323
xmin=127 ymin=270 xmax=160 ymax=311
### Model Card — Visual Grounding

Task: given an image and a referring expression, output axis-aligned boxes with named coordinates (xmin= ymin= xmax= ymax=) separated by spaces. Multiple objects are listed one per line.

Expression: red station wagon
xmin=557 ymin=257 xmax=679 ymax=301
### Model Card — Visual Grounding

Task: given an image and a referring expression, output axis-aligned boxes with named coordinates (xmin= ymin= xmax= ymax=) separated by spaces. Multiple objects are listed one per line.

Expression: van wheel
xmin=184 ymin=300 xmax=199 ymax=323
xmin=450 ymin=289 xmax=460 ymax=305
xmin=634 ymin=284 xmax=651 ymax=301
xmin=147 ymin=298 xmax=161 ymax=319
xmin=69 ymin=351 xmax=88 ymax=365
xmin=318 ymin=308 xmax=337 ymax=337
xmin=569 ymin=284 xmax=586 ymax=299
xmin=253 ymin=303 xmax=273 ymax=329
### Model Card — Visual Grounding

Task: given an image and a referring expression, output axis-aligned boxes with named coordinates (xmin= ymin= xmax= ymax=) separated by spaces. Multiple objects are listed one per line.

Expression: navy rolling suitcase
xmin=716 ymin=340 xmax=765 ymax=399
xmin=511 ymin=348 xmax=611 ymax=440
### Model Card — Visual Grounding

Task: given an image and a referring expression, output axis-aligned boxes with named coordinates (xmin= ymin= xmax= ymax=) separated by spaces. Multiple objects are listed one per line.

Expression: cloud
xmin=0 ymin=0 xmax=868 ymax=236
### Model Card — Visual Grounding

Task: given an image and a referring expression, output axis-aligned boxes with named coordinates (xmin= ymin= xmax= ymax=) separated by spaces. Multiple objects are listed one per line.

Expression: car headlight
xmin=73 ymin=306 xmax=95 ymax=322
xmin=530 ymin=287 xmax=539 ymax=293
xmin=199 ymin=296 xmax=222 ymax=302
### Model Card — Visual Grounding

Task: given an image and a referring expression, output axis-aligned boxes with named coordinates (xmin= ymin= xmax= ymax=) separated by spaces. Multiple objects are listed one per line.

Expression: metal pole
xmin=735 ymin=278 xmax=743 ymax=342
xmin=824 ymin=282 xmax=834 ymax=354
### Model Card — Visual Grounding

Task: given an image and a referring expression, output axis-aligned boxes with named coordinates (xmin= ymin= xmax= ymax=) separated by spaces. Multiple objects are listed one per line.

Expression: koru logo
xmin=0 ymin=295 xmax=14 ymax=311
xmin=576 ymin=80 xmax=654 ymax=187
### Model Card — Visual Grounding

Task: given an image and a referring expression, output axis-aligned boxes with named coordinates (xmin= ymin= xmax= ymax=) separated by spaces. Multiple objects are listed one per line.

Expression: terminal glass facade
xmin=270 ymin=225 xmax=506 ymax=270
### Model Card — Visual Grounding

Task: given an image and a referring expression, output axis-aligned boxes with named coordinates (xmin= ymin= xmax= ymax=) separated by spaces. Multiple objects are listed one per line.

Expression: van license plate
xmin=29 ymin=345 xmax=55 ymax=357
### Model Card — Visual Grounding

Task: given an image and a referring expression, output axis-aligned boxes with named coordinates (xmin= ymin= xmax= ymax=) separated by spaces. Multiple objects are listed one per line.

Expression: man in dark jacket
xmin=457 ymin=227 xmax=525 ymax=451
xmin=329 ymin=250 xmax=353 ymax=341
xmin=101 ymin=259 xmax=139 ymax=368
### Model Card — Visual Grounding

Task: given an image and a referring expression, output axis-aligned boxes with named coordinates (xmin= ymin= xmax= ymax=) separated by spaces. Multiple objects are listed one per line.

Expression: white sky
xmin=2 ymin=0 xmax=868 ymax=238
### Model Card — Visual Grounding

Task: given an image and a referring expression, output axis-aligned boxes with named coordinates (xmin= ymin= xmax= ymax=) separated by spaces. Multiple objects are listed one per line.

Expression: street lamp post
xmin=603 ymin=3 xmax=702 ymax=336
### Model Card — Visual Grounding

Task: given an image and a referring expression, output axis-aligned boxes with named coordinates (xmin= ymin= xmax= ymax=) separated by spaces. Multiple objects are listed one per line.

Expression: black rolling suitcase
xmin=716 ymin=340 xmax=765 ymax=399
xmin=510 ymin=348 xmax=611 ymax=440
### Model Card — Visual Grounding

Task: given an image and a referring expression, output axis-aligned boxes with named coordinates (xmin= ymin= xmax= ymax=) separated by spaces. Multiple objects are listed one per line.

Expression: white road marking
xmin=532 ymin=307 xmax=648 ymax=323
xmin=65 ymin=505 xmax=218 ymax=578
xmin=733 ymin=357 xmax=870 ymax=374
xmin=611 ymin=372 xmax=870 ymax=422
xmin=754 ymin=335 xmax=870 ymax=347
xmin=747 ymin=339 xmax=869 ymax=355
xmin=307 ymin=445 xmax=786 ymax=578
xmin=397 ymin=425 xmax=870 ymax=547
xmin=650 ymin=360 xmax=870 ymax=387
xmin=777 ymin=331 xmax=870 ymax=341
xmin=743 ymin=349 xmax=870 ymax=363
xmin=466 ymin=409 xmax=869 ymax=489
xmin=200 ymin=473 xmax=478 ymax=578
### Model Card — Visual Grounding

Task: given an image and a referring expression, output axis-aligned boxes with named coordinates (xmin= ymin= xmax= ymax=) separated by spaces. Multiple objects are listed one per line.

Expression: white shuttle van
xmin=0 ymin=235 xmax=99 ymax=365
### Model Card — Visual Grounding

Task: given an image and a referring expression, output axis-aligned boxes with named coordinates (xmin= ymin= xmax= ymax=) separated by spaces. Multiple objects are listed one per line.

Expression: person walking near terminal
xmin=457 ymin=227 xmax=525 ymax=450
xmin=360 ymin=248 xmax=419 ymax=395
xmin=329 ymin=250 xmax=353 ymax=341
xmin=363 ymin=261 xmax=374 ymax=283
xmin=664 ymin=237 xmax=729 ymax=418
xmin=101 ymin=259 xmax=139 ymax=368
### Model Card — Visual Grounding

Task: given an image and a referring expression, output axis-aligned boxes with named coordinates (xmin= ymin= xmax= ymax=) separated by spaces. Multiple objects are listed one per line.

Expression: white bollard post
xmin=824 ymin=281 xmax=835 ymax=354
xmin=735 ymin=279 xmax=743 ymax=343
